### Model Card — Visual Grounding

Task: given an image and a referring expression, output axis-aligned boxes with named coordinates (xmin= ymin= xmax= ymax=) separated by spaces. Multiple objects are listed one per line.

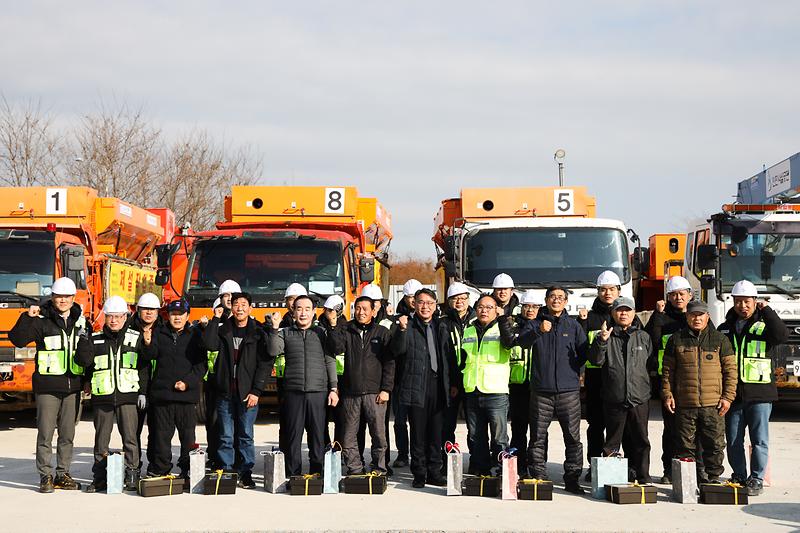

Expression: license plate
xmin=792 ymin=360 xmax=800 ymax=376
xmin=0 ymin=363 xmax=13 ymax=373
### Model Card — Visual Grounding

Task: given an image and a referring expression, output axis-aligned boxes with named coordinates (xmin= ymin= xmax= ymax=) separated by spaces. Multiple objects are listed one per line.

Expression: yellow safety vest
xmin=37 ymin=316 xmax=85 ymax=376
xmin=461 ymin=323 xmax=511 ymax=394
xmin=90 ymin=329 xmax=141 ymax=396
xmin=732 ymin=321 xmax=771 ymax=384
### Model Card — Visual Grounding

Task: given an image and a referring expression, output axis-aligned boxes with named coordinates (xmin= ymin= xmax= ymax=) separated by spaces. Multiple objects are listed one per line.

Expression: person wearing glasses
xmin=392 ymin=288 xmax=452 ymax=488
xmin=76 ymin=296 xmax=150 ymax=493
xmin=457 ymin=294 xmax=511 ymax=475
xmin=511 ymin=286 xmax=589 ymax=493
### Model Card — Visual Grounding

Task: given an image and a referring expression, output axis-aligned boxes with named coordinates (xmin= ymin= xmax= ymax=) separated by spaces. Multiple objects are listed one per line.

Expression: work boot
xmin=729 ymin=474 xmax=747 ymax=486
xmin=86 ymin=479 xmax=107 ymax=493
xmin=564 ymin=481 xmax=585 ymax=495
xmin=53 ymin=473 xmax=81 ymax=490
xmin=584 ymin=470 xmax=591 ymax=482
xmin=39 ymin=475 xmax=54 ymax=493
xmin=411 ymin=476 xmax=426 ymax=488
xmin=427 ymin=475 xmax=447 ymax=487
xmin=239 ymin=472 xmax=256 ymax=489
xmin=392 ymin=455 xmax=409 ymax=468
xmin=659 ymin=473 xmax=671 ymax=484
xmin=746 ymin=477 xmax=764 ymax=496
xmin=124 ymin=469 xmax=140 ymax=492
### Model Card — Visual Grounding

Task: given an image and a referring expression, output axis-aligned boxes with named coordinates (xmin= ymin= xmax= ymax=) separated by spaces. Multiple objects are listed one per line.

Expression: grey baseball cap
xmin=686 ymin=300 xmax=709 ymax=314
xmin=611 ymin=296 xmax=635 ymax=311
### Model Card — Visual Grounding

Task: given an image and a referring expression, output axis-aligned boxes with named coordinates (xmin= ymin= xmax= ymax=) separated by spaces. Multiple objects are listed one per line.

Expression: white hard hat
xmin=361 ymin=284 xmax=384 ymax=300
xmin=520 ymin=290 xmax=542 ymax=306
xmin=596 ymin=270 xmax=621 ymax=287
xmin=218 ymin=279 xmax=241 ymax=295
xmin=136 ymin=292 xmax=161 ymax=309
xmin=284 ymin=283 xmax=307 ymax=298
xmin=492 ymin=273 xmax=514 ymax=289
xmin=323 ymin=294 xmax=345 ymax=310
xmin=402 ymin=279 xmax=423 ymax=297
xmin=447 ymin=282 xmax=470 ymax=299
xmin=731 ymin=280 xmax=758 ymax=297
xmin=51 ymin=277 xmax=77 ymax=296
xmin=665 ymin=276 xmax=692 ymax=294
xmin=212 ymin=297 xmax=222 ymax=309
xmin=103 ymin=295 xmax=129 ymax=314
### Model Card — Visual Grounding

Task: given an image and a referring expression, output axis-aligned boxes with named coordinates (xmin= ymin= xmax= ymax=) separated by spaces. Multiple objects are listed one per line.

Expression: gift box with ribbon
xmin=445 ymin=441 xmax=463 ymax=496
xmin=605 ymin=483 xmax=657 ymax=504
xmin=342 ymin=471 xmax=388 ymax=495
xmin=289 ymin=474 xmax=323 ymax=496
xmin=462 ymin=475 xmax=501 ymax=497
xmin=700 ymin=482 xmax=749 ymax=505
xmin=517 ymin=479 xmax=553 ymax=501
xmin=591 ymin=454 xmax=628 ymax=500
xmin=137 ymin=475 xmax=183 ymax=497
xmin=203 ymin=470 xmax=238 ymax=495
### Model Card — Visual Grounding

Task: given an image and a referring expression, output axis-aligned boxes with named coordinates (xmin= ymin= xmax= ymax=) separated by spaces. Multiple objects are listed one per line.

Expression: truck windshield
xmin=0 ymin=236 xmax=55 ymax=298
xmin=463 ymin=227 xmax=630 ymax=287
xmin=187 ymin=238 xmax=345 ymax=297
xmin=719 ymin=232 xmax=800 ymax=292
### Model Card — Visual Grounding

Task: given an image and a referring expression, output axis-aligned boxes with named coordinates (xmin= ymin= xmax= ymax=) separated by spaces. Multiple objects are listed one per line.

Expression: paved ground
xmin=0 ymin=400 xmax=798 ymax=533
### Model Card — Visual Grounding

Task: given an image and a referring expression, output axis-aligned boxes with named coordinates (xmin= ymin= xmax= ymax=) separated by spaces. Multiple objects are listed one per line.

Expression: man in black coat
xmin=9 ymin=276 xmax=86 ymax=493
xmin=144 ymin=299 xmax=206 ymax=479
xmin=204 ymin=292 xmax=273 ymax=488
xmin=267 ymin=295 xmax=337 ymax=476
xmin=391 ymin=288 xmax=451 ymax=488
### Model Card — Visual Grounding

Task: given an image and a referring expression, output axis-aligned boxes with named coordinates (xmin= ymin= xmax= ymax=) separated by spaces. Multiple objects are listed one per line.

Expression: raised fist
xmin=655 ymin=300 xmax=666 ymax=313
xmin=269 ymin=312 xmax=282 ymax=330
xmin=28 ymin=305 xmax=40 ymax=318
xmin=578 ymin=308 xmax=588 ymax=320
xmin=142 ymin=328 xmax=152 ymax=345
xmin=199 ymin=315 xmax=209 ymax=327
xmin=398 ymin=315 xmax=408 ymax=330
xmin=540 ymin=320 xmax=552 ymax=333
xmin=213 ymin=306 xmax=224 ymax=319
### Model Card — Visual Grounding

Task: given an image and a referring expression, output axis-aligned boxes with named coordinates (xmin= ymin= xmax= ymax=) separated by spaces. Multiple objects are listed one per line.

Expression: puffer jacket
xmin=661 ymin=325 xmax=737 ymax=408
xmin=267 ymin=324 xmax=336 ymax=392
xmin=717 ymin=305 xmax=788 ymax=404
xmin=390 ymin=316 xmax=451 ymax=408
xmin=588 ymin=323 xmax=652 ymax=407
xmin=9 ymin=301 xmax=88 ymax=394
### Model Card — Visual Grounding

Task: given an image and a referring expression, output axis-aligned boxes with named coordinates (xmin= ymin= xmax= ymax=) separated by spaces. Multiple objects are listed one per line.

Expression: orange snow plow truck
xmin=0 ymin=186 xmax=172 ymax=409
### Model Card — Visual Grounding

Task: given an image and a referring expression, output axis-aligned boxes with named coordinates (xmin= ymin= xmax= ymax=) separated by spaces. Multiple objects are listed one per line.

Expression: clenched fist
xmin=540 ymin=320 xmax=552 ymax=333
xmin=398 ymin=315 xmax=408 ymax=330
xmin=655 ymin=300 xmax=666 ymax=313
xmin=269 ymin=312 xmax=282 ymax=330
xmin=578 ymin=308 xmax=588 ymax=320
xmin=28 ymin=305 xmax=40 ymax=317
xmin=213 ymin=306 xmax=224 ymax=319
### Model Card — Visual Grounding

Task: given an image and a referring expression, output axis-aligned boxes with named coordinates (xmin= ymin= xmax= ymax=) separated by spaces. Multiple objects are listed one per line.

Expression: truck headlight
xmin=14 ymin=347 xmax=36 ymax=360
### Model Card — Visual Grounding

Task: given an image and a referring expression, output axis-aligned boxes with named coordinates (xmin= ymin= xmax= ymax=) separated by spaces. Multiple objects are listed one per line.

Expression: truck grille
xmin=785 ymin=320 xmax=800 ymax=344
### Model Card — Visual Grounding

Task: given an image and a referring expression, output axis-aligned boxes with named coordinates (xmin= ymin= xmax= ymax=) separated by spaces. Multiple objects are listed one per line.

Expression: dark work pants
xmin=407 ymin=373 xmax=445 ymax=479
xmin=340 ymin=394 xmax=388 ymax=474
xmin=508 ymin=382 xmax=530 ymax=472
xmin=584 ymin=368 xmax=605 ymax=462
xmin=393 ymin=398 xmax=409 ymax=459
xmin=149 ymin=402 xmax=196 ymax=476
xmin=662 ymin=400 xmax=705 ymax=478
xmin=282 ymin=390 xmax=327 ymax=476
xmin=136 ymin=403 xmax=155 ymax=471
xmin=675 ymin=406 xmax=725 ymax=480
xmin=92 ymin=403 xmax=139 ymax=479
xmin=35 ymin=392 xmax=79 ymax=478
xmin=333 ymin=402 xmax=366 ymax=459
xmin=204 ymin=384 xmax=220 ymax=466
xmin=603 ymin=402 xmax=650 ymax=481
xmin=529 ymin=390 xmax=583 ymax=483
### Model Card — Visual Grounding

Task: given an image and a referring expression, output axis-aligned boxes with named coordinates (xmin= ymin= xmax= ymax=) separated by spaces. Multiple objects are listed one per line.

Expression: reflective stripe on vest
xmin=461 ymin=323 xmax=511 ymax=394
xmin=37 ymin=321 xmax=85 ymax=376
xmin=335 ymin=354 xmax=345 ymax=376
xmin=585 ymin=330 xmax=601 ymax=369
xmin=90 ymin=330 xmax=140 ymax=396
xmin=657 ymin=334 xmax=672 ymax=376
xmin=204 ymin=351 xmax=219 ymax=381
xmin=733 ymin=321 xmax=771 ymax=384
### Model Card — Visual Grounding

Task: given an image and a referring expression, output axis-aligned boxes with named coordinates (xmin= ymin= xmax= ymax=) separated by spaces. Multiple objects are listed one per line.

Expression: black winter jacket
xmin=204 ymin=317 xmax=273 ymax=401
xmin=268 ymin=324 xmax=336 ymax=392
xmin=9 ymin=301 xmax=87 ymax=394
xmin=718 ymin=305 xmax=788 ymax=404
xmin=75 ymin=325 xmax=148 ymax=407
xmin=578 ymin=297 xmax=644 ymax=334
xmin=328 ymin=319 xmax=394 ymax=395
xmin=145 ymin=323 xmax=206 ymax=404
xmin=390 ymin=316 xmax=451 ymax=408
xmin=441 ymin=306 xmax=477 ymax=371
xmin=513 ymin=308 xmax=588 ymax=393
xmin=588 ymin=324 xmax=653 ymax=407
xmin=644 ymin=302 xmax=688 ymax=374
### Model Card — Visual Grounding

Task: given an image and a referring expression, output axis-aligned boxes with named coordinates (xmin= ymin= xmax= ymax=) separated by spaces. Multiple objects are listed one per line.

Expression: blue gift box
xmin=591 ymin=456 xmax=628 ymax=500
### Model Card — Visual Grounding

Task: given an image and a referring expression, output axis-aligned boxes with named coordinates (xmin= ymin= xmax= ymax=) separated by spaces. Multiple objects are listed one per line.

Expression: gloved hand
xmin=137 ymin=394 xmax=147 ymax=411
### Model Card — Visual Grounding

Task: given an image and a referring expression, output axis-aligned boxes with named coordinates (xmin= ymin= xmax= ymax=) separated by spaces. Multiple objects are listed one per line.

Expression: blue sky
xmin=2 ymin=1 xmax=799 ymax=257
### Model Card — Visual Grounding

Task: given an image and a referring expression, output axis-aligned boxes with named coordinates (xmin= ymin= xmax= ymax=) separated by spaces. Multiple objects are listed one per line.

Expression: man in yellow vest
xmin=717 ymin=280 xmax=788 ymax=496
xmin=9 ymin=277 xmax=86 ymax=493
xmin=458 ymin=294 xmax=510 ymax=475
xmin=76 ymin=296 xmax=149 ymax=492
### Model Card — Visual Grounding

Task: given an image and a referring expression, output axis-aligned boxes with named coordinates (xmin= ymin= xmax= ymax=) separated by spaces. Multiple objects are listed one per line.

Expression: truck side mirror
xmin=155 ymin=269 xmax=170 ymax=287
xmin=359 ymin=257 xmax=375 ymax=283
xmin=443 ymin=236 xmax=455 ymax=262
xmin=155 ymin=243 xmax=180 ymax=269
xmin=444 ymin=260 xmax=457 ymax=278
xmin=700 ymin=274 xmax=716 ymax=290
xmin=696 ymin=244 xmax=718 ymax=271
xmin=60 ymin=245 xmax=87 ymax=290
xmin=632 ymin=246 xmax=649 ymax=274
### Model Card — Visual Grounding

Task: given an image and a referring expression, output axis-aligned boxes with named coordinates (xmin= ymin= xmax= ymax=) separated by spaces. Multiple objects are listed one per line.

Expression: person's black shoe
xmin=412 ymin=476 xmax=426 ymax=488
xmin=466 ymin=464 xmax=479 ymax=476
xmin=392 ymin=456 xmax=409 ymax=468
xmin=53 ymin=473 xmax=81 ymax=490
xmin=584 ymin=470 xmax=591 ymax=482
xmin=124 ymin=469 xmax=139 ymax=492
xmin=746 ymin=477 xmax=763 ymax=496
xmin=427 ymin=475 xmax=447 ymax=487
xmin=239 ymin=472 xmax=256 ymax=489
xmin=386 ymin=466 xmax=394 ymax=477
xmin=628 ymin=468 xmax=637 ymax=482
xmin=564 ymin=481 xmax=585 ymax=495
xmin=39 ymin=475 xmax=54 ymax=493
xmin=86 ymin=480 xmax=107 ymax=493
xmin=729 ymin=474 xmax=747 ymax=486
xmin=636 ymin=476 xmax=652 ymax=485
xmin=659 ymin=473 xmax=671 ymax=484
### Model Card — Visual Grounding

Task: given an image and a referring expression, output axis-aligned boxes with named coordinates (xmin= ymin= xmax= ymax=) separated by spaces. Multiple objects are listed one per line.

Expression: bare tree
xmin=69 ymin=100 xmax=162 ymax=200
xmin=0 ymin=96 xmax=65 ymax=186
